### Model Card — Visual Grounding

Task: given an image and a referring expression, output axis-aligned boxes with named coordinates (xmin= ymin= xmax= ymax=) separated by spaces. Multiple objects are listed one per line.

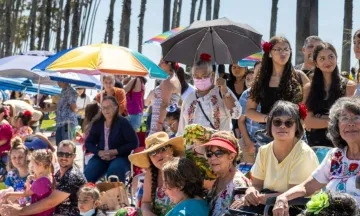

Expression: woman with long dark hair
xmin=84 ymin=96 xmax=139 ymax=182
xmin=176 ymin=66 xmax=195 ymax=101
xmin=246 ymin=36 xmax=309 ymax=126
xmin=227 ymin=63 xmax=247 ymax=99
xmin=304 ymin=42 xmax=356 ymax=147
xmin=124 ymin=77 xmax=147 ymax=130
xmin=76 ymin=88 xmax=91 ymax=129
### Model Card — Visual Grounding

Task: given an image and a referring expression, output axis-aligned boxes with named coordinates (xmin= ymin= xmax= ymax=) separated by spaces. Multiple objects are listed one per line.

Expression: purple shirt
xmin=104 ymin=123 xmax=110 ymax=150
xmin=30 ymin=177 xmax=55 ymax=216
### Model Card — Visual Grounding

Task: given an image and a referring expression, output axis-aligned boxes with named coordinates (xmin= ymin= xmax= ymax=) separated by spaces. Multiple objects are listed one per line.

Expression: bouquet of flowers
xmin=183 ymin=124 xmax=217 ymax=180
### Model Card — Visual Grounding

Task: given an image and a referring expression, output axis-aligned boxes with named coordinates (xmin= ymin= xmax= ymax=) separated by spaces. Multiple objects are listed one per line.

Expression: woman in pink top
xmin=0 ymin=105 xmax=12 ymax=162
xmin=125 ymin=77 xmax=146 ymax=130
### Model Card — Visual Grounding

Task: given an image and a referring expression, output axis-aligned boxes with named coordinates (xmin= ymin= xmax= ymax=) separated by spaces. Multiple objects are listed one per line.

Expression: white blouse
xmin=177 ymin=86 xmax=242 ymax=136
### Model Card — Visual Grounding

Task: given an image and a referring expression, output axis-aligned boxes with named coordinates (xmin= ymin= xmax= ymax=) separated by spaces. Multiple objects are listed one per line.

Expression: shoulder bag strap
xmin=196 ymin=93 xmax=215 ymax=129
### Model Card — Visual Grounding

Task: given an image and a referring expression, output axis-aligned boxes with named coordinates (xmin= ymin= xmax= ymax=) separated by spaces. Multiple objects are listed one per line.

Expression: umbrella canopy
xmin=32 ymin=44 xmax=168 ymax=79
xmin=239 ymin=52 xmax=263 ymax=67
xmin=49 ymin=72 xmax=101 ymax=88
xmin=161 ymin=17 xmax=263 ymax=65
xmin=0 ymin=55 xmax=54 ymax=85
xmin=0 ymin=78 xmax=61 ymax=95
xmin=144 ymin=27 xmax=184 ymax=44
xmin=22 ymin=50 xmax=55 ymax=57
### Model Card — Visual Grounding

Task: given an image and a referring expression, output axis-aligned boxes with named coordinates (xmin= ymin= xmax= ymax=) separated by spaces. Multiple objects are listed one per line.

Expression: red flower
xmin=298 ymin=103 xmax=308 ymax=120
xmin=200 ymin=53 xmax=211 ymax=62
xmin=334 ymin=151 xmax=342 ymax=158
xmin=84 ymin=182 xmax=95 ymax=188
xmin=262 ymin=42 xmax=273 ymax=53
xmin=349 ymin=163 xmax=359 ymax=172
xmin=24 ymin=110 xmax=32 ymax=117
xmin=175 ymin=63 xmax=180 ymax=71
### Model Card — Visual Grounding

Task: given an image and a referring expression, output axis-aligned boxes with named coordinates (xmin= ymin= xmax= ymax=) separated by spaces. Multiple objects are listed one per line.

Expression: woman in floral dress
xmin=177 ymin=53 xmax=242 ymax=136
xmin=195 ymin=131 xmax=250 ymax=216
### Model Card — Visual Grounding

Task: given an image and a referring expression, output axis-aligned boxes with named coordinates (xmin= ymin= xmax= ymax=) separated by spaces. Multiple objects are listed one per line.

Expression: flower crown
xmin=298 ymin=103 xmax=308 ymax=120
xmin=306 ymin=192 xmax=330 ymax=214
xmin=200 ymin=53 xmax=211 ymax=62
xmin=262 ymin=42 xmax=273 ymax=53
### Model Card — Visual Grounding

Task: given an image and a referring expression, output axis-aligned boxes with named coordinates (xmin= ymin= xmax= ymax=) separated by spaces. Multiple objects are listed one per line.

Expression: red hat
xmin=194 ymin=137 xmax=237 ymax=155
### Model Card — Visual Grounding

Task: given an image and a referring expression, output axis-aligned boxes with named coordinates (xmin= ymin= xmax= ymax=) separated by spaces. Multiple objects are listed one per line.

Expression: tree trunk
xmin=62 ymin=0 xmax=71 ymax=50
xmin=81 ymin=0 xmax=93 ymax=45
xmin=105 ymin=0 xmax=116 ymax=44
xmin=119 ymin=0 xmax=131 ymax=47
xmin=44 ymin=0 xmax=52 ymax=50
xmin=29 ymin=0 xmax=38 ymax=50
xmin=176 ymin=0 xmax=182 ymax=27
xmin=213 ymin=0 xmax=220 ymax=19
xmin=89 ymin=0 xmax=100 ymax=44
xmin=197 ymin=0 xmax=203 ymax=20
xmin=4 ymin=0 xmax=11 ymax=56
xmin=37 ymin=0 xmax=46 ymax=50
xmin=163 ymin=0 xmax=171 ymax=32
xmin=10 ymin=0 xmax=22 ymax=55
xmin=341 ymin=0 xmax=353 ymax=72
xmin=309 ymin=0 xmax=318 ymax=36
xmin=295 ymin=0 xmax=311 ymax=65
xmin=56 ymin=0 xmax=64 ymax=52
xmin=269 ymin=0 xmax=279 ymax=38
xmin=190 ymin=0 xmax=197 ymax=24
xmin=137 ymin=0 xmax=146 ymax=53
xmin=205 ymin=0 xmax=211 ymax=20
xmin=71 ymin=0 xmax=80 ymax=47
xmin=171 ymin=0 xmax=178 ymax=29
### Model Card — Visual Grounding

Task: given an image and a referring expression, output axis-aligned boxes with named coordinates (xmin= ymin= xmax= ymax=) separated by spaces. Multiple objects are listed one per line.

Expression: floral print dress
xmin=13 ymin=126 xmax=33 ymax=140
xmin=153 ymin=187 xmax=174 ymax=216
xmin=208 ymin=171 xmax=251 ymax=216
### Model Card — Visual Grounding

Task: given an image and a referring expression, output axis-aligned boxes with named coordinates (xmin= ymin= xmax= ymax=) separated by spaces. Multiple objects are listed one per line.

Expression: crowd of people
xmin=0 ymin=29 xmax=358 ymax=216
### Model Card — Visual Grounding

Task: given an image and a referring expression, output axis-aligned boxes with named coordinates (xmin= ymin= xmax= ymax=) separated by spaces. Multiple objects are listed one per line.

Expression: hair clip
xmin=298 ymin=103 xmax=308 ymax=120
xmin=24 ymin=110 xmax=32 ymax=117
xmin=262 ymin=42 xmax=273 ymax=54
xmin=166 ymin=104 xmax=178 ymax=113
xmin=85 ymin=182 xmax=96 ymax=188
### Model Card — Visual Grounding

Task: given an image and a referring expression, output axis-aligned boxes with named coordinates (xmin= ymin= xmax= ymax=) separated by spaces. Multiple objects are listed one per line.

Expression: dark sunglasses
xmin=57 ymin=151 xmax=74 ymax=158
xmin=272 ymin=119 xmax=295 ymax=128
xmin=148 ymin=146 xmax=169 ymax=157
xmin=205 ymin=150 xmax=227 ymax=159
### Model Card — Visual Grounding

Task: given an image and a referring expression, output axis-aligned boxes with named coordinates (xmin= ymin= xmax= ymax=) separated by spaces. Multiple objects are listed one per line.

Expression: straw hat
xmin=128 ymin=132 xmax=185 ymax=168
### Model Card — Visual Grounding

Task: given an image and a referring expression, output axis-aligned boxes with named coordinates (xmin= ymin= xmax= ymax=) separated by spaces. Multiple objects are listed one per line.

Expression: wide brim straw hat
xmin=128 ymin=132 xmax=185 ymax=168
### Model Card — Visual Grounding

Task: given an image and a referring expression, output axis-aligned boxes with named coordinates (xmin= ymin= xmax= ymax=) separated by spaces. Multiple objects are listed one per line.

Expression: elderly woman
xmin=273 ymin=97 xmax=360 ymax=216
xmin=85 ymin=96 xmax=138 ymax=183
xmin=177 ymin=53 xmax=242 ymax=136
xmin=162 ymin=157 xmax=209 ymax=216
xmin=240 ymin=100 xmax=319 ymax=215
xmin=129 ymin=132 xmax=185 ymax=216
xmin=96 ymin=74 xmax=127 ymax=116
xmin=195 ymin=131 xmax=250 ymax=216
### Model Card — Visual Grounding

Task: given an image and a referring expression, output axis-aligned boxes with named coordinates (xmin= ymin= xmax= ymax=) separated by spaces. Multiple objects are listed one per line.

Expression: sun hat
xmin=128 ymin=132 xmax=185 ymax=168
xmin=194 ymin=137 xmax=237 ymax=155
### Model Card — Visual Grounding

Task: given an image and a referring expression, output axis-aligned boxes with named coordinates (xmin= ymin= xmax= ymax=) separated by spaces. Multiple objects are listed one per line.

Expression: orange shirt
xmin=96 ymin=87 xmax=128 ymax=116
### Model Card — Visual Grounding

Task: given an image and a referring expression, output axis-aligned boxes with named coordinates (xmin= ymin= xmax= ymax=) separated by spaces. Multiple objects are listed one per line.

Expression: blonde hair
xmin=31 ymin=149 xmax=55 ymax=188
xmin=210 ymin=131 xmax=241 ymax=166
xmin=7 ymin=137 xmax=29 ymax=171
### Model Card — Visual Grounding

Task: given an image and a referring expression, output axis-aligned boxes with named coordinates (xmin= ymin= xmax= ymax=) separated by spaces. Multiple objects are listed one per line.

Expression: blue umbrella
xmin=49 ymin=72 xmax=101 ymax=88
xmin=0 ymin=78 xmax=61 ymax=95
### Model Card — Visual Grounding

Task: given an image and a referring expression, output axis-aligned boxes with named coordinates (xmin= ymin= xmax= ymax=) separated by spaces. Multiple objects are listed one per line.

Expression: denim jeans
xmin=56 ymin=124 xmax=74 ymax=145
xmin=84 ymin=156 xmax=130 ymax=183
xmin=128 ymin=114 xmax=143 ymax=130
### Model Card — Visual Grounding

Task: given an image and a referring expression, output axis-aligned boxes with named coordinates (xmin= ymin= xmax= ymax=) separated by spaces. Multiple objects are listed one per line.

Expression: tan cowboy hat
xmin=128 ymin=132 xmax=185 ymax=168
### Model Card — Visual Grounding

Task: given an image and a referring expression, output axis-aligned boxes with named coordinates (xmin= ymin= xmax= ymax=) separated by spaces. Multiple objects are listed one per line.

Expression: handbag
xmin=96 ymin=175 xmax=129 ymax=211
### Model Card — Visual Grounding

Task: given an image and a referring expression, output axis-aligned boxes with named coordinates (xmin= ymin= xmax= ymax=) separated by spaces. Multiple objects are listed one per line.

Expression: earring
xmin=269 ymin=53 xmax=272 ymax=58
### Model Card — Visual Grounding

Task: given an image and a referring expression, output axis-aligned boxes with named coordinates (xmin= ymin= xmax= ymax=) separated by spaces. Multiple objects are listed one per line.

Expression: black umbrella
xmin=161 ymin=17 xmax=263 ymax=65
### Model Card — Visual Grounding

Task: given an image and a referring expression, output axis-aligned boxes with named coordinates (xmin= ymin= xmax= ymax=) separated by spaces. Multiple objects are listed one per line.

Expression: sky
xmin=90 ymin=0 xmax=360 ymax=95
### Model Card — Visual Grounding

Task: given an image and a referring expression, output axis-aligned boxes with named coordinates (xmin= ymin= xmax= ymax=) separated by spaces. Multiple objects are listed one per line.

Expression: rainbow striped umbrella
xmin=238 ymin=52 xmax=263 ymax=67
xmin=32 ymin=44 xmax=168 ymax=79
xmin=144 ymin=27 xmax=185 ymax=44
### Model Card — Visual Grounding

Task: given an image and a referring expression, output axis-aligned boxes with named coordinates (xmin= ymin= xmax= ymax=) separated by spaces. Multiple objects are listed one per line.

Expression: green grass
xmin=41 ymin=120 xmax=56 ymax=131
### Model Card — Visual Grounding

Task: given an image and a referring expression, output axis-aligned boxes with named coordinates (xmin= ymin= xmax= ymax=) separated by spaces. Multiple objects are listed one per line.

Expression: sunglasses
xmin=148 ymin=146 xmax=169 ymax=157
xmin=57 ymin=151 xmax=74 ymax=158
xmin=205 ymin=150 xmax=227 ymax=159
xmin=272 ymin=119 xmax=295 ymax=128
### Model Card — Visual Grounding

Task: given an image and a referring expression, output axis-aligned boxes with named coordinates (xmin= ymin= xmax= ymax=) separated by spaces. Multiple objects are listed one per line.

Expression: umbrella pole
xmin=100 ymin=73 xmax=104 ymax=103
xmin=37 ymin=77 xmax=41 ymax=106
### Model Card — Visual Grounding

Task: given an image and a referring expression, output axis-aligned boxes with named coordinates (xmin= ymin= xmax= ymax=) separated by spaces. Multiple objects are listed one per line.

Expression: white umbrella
xmin=22 ymin=50 xmax=55 ymax=57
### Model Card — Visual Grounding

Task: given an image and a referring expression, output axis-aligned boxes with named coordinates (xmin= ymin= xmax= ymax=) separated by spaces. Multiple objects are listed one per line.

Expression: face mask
xmin=193 ymin=77 xmax=212 ymax=91
xmin=80 ymin=209 xmax=96 ymax=216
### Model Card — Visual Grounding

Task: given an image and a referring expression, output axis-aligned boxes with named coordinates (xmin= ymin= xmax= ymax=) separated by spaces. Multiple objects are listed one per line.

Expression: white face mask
xmin=80 ymin=209 xmax=96 ymax=216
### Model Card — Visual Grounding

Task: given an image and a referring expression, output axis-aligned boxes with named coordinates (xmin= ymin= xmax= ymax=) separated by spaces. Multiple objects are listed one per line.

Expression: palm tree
xmin=176 ymin=0 xmax=182 ymax=27
xmin=105 ymin=0 xmax=116 ymax=44
xmin=119 ymin=0 xmax=131 ymax=47
xmin=269 ymin=0 xmax=279 ymax=38
xmin=171 ymin=0 xmax=178 ymax=29
xmin=190 ymin=0 xmax=197 ymax=24
xmin=205 ymin=0 xmax=211 ymax=20
xmin=213 ymin=0 xmax=220 ymax=19
xmin=4 ymin=0 xmax=11 ymax=56
xmin=197 ymin=0 xmax=203 ymax=20
xmin=62 ymin=0 xmax=71 ymax=50
xmin=29 ymin=0 xmax=38 ymax=50
xmin=163 ymin=0 xmax=171 ymax=32
xmin=81 ymin=0 xmax=93 ymax=45
xmin=138 ymin=0 xmax=147 ymax=53
xmin=71 ymin=0 xmax=80 ymax=47
xmin=56 ymin=0 xmax=64 ymax=52
xmin=295 ymin=0 xmax=311 ymax=64
xmin=10 ymin=0 xmax=22 ymax=54
xmin=44 ymin=0 xmax=52 ymax=50
xmin=37 ymin=0 xmax=47 ymax=50
xmin=88 ymin=0 xmax=100 ymax=44
xmin=341 ymin=0 xmax=353 ymax=72
xmin=309 ymin=0 xmax=318 ymax=36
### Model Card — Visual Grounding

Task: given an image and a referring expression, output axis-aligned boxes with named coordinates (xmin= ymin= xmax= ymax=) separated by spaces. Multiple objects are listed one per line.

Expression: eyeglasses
xmin=272 ymin=48 xmax=291 ymax=53
xmin=205 ymin=150 xmax=227 ymax=159
xmin=272 ymin=119 xmax=295 ymax=128
xmin=148 ymin=146 xmax=170 ymax=157
xmin=57 ymin=151 xmax=74 ymax=158
xmin=339 ymin=116 xmax=360 ymax=124
xmin=102 ymin=106 xmax=115 ymax=112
